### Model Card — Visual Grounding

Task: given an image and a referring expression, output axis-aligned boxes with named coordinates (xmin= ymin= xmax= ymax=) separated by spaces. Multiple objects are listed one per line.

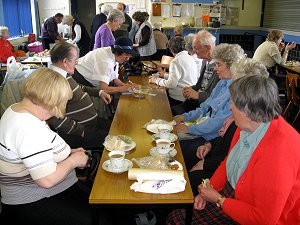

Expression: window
xmin=2 ymin=0 xmax=33 ymax=37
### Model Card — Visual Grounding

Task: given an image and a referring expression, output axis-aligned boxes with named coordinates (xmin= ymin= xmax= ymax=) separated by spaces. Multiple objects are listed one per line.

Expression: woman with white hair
xmin=93 ymin=9 xmax=125 ymax=49
xmin=0 ymin=26 xmax=17 ymax=63
xmin=90 ymin=3 xmax=113 ymax=50
xmin=63 ymin=15 xmax=91 ymax=57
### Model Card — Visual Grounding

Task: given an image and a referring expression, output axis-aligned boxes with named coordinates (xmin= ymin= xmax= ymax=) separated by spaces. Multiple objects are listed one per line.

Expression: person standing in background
xmin=0 ymin=26 xmax=17 ymax=63
xmin=114 ymin=2 xmax=132 ymax=39
xmin=63 ymin=15 xmax=91 ymax=57
xmin=93 ymin=9 xmax=125 ymax=49
xmin=41 ymin=13 xmax=64 ymax=50
xmin=151 ymin=22 xmax=168 ymax=61
xmin=132 ymin=11 xmax=156 ymax=59
xmin=90 ymin=3 xmax=113 ymax=51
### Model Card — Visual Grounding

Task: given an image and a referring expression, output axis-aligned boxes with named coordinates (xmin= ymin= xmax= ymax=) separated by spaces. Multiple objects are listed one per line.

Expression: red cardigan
xmin=0 ymin=38 xmax=17 ymax=63
xmin=211 ymin=116 xmax=300 ymax=225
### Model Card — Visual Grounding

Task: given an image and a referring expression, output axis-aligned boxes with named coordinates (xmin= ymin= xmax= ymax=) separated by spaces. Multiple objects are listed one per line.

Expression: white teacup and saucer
xmin=149 ymin=139 xmax=177 ymax=157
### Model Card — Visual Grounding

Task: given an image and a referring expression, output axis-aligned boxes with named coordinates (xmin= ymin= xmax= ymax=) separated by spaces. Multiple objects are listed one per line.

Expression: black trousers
xmin=41 ymin=38 xmax=55 ymax=50
xmin=0 ymin=183 xmax=93 ymax=225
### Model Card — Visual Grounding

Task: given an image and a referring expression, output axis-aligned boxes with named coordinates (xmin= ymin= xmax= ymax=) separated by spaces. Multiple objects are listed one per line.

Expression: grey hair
xmin=174 ymin=24 xmax=183 ymax=34
xmin=107 ymin=9 xmax=125 ymax=23
xmin=168 ymin=36 xmax=185 ymax=54
xmin=211 ymin=43 xmax=245 ymax=67
xmin=101 ymin=4 xmax=113 ymax=16
xmin=231 ymin=58 xmax=269 ymax=81
xmin=194 ymin=30 xmax=216 ymax=48
xmin=0 ymin=26 xmax=8 ymax=37
xmin=229 ymin=75 xmax=281 ymax=123
xmin=153 ymin=22 xmax=162 ymax=30
xmin=62 ymin=15 xmax=73 ymax=25
xmin=184 ymin=33 xmax=196 ymax=52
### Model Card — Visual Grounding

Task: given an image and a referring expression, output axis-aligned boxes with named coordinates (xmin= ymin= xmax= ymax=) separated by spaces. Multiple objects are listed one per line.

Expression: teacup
xmin=155 ymin=139 xmax=175 ymax=155
xmin=108 ymin=150 xmax=125 ymax=171
xmin=157 ymin=124 xmax=173 ymax=139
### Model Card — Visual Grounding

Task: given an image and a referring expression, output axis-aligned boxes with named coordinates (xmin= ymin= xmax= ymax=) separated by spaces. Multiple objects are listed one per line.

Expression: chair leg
xmin=282 ymin=101 xmax=293 ymax=119
xmin=292 ymin=108 xmax=300 ymax=125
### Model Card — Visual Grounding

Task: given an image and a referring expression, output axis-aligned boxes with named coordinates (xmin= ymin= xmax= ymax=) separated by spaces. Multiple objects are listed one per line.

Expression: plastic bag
xmin=2 ymin=56 xmax=26 ymax=85
xmin=132 ymin=155 xmax=170 ymax=170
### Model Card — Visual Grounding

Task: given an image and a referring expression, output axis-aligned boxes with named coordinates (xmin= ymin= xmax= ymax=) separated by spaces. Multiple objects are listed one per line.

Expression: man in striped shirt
xmin=48 ymin=42 xmax=111 ymax=149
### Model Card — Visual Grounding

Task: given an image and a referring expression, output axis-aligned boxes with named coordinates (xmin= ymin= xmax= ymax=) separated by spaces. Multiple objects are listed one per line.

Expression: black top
xmin=90 ymin=13 xmax=107 ymax=50
xmin=73 ymin=19 xmax=91 ymax=57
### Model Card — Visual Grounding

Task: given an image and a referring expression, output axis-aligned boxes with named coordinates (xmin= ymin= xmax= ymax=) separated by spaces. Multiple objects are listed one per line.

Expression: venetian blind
xmin=263 ymin=0 xmax=300 ymax=32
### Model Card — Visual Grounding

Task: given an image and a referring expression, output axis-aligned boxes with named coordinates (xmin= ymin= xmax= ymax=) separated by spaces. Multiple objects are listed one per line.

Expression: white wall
xmin=223 ymin=0 xmax=262 ymax=27
xmin=37 ymin=0 xmax=70 ymax=34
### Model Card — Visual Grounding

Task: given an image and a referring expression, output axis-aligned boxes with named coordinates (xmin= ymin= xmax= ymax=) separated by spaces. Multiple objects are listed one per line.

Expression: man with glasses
xmin=48 ymin=42 xmax=111 ymax=150
xmin=172 ymin=30 xmax=219 ymax=115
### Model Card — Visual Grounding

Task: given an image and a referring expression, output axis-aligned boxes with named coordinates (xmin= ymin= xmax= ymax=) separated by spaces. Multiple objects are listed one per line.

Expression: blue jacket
xmin=183 ymin=79 xmax=232 ymax=140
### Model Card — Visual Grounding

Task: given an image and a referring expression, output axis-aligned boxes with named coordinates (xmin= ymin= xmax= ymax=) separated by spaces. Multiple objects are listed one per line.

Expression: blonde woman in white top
xmin=253 ymin=30 xmax=296 ymax=68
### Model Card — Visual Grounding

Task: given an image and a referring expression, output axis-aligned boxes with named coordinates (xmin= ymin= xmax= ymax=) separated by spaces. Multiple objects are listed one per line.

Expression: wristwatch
xmin=216 ymin=195 xmax=225 ymax=208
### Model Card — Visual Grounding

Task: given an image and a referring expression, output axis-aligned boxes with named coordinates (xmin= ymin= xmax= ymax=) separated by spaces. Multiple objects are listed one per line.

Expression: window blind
xmin=263 ymin=0 xmax=300 ymax=33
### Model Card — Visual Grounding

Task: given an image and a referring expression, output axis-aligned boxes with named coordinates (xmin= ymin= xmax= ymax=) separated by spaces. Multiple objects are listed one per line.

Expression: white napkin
xmin=129 ymin=169 xmax=186 ymax=194
xmin=143 ymin=119 xmax=176 ymax=129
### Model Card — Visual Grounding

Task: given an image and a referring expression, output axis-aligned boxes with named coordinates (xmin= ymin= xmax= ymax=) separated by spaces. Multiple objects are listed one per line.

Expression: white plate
xmin=105 ymin=141 xmax=136 ymax=153
xmin=146 ymin=124 xmax=173 ymax=134
xmin=102 ymin=159 xmax=133 ymax=173
xmin=169 ymin=160 xmax=183 ymax=170
xmin=149 ymin=147 xmax=177 ymax=157
xmin=152 ymin=133 xmax=178 ymax=142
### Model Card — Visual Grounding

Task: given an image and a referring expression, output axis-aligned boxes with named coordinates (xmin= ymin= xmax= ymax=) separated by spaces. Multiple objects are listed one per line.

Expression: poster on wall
xmin=161 ymin=4 xmax=171 ymax=18
xmin=172 ymin=4 xmax=181 ymax=17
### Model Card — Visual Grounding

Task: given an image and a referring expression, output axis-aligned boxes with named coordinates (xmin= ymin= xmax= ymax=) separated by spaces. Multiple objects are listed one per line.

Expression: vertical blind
xmin=3 ymin=0 xmax=32 ymax=37
xmin=263 ymin=0 xmax=300 ymax=32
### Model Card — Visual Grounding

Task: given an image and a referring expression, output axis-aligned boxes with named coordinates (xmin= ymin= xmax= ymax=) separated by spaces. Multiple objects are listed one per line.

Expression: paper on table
xmin=128 ymin=168 xmax=186 ymax=194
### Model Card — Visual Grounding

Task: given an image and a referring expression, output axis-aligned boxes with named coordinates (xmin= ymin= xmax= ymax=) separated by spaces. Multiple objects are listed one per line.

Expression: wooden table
xmin=89 ymin=75 xmax=194 ymax=224
xmin=143 ymin=60 xmax=170 ymax=71
xmin=279 ymin=63 xmax=300 ymax=75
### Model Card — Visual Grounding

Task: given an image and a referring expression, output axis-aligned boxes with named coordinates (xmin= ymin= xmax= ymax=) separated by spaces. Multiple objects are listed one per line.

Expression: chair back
xmin=286 ymin=71 xmax=299 ymax=103
xmin=161 ymin=55 xmax=174 ymax=65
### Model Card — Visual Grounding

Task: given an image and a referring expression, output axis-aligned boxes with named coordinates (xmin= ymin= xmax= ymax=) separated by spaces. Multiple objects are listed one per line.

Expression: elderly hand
xmin=190 ymin=160 xmax=204 ymax=172
xmin=175 ymin=123 xmax=188 ymax=134
xmin=196 ymin=142 xmax=212 ymax=159
xmin=70 ymin=148 xmax=89 ymax=169
xmin=194 ymin=194 xmax=206 ymax=210
xmin=149 ymin=76 xmax=157 ymax=84
xmin=100 ymin=91 xmax=112 ymax=104
xmin=158 ymin=71 xmax=165 ymax=78
xmin=198 ymin=180 xmax=222 ymax=205
xmin=285 ymin=42 xmax=297 ymax=51
xmin=183 ymin=87 xmax=198 ymax=100
xmin=174 ymin=115 xmax=184 ymax=124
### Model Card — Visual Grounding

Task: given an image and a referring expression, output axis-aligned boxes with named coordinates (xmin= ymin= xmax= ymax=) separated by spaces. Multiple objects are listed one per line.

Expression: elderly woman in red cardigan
xmin=0 ymin=26 xmax=17 ymax=63
xmin=167 ymin=64 xmax=300 ymax=224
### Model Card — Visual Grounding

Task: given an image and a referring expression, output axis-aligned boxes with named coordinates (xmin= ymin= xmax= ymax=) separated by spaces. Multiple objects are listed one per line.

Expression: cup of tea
xmin=158 ymin=124 xmax=173 ymax=139
xmin=108 ymin=150 xmax=125 ymax=171
xmin=155 ymin=139 xmax=175 ymax=155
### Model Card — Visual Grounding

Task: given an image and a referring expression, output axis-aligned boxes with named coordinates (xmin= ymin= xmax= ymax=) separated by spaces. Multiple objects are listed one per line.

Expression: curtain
xmin=3 ymin=0 xmax=33 ymax=37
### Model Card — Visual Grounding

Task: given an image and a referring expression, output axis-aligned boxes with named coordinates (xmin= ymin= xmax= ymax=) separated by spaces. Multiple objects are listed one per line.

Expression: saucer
xmin=152 ymin=133 xmax=178 ymax=142
xmin=149 ymin=147 xmax=177 ymax=157
xmin=146 ymin=123 xmax=173 ymax=134
xmin=102 ymin=159 xmax=133 ymax=173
